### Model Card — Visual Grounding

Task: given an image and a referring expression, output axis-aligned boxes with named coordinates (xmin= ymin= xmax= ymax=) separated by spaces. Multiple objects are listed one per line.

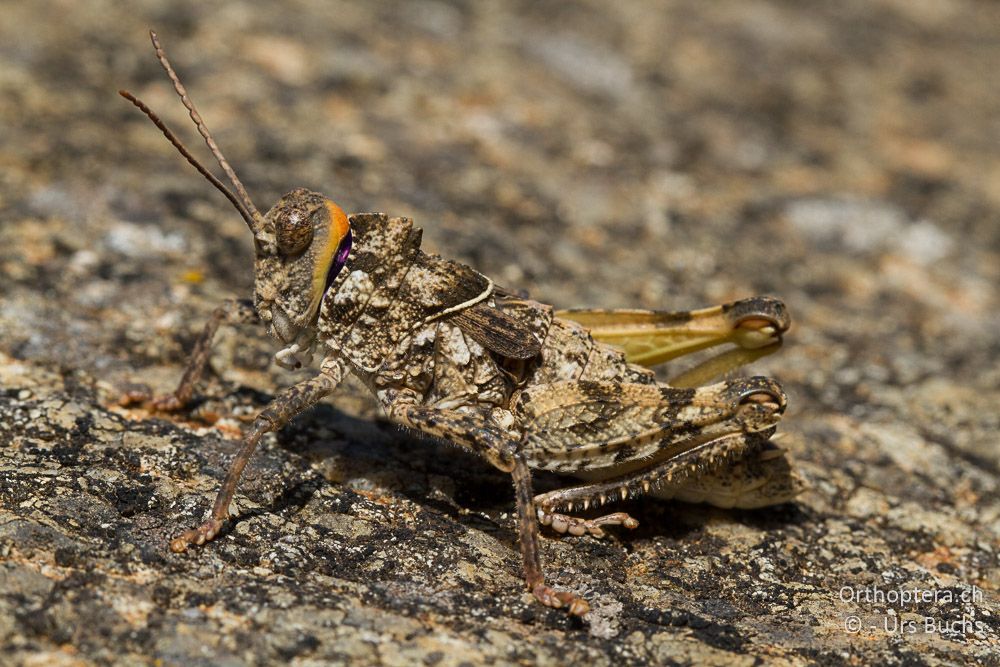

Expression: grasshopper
xmin=120 ymin=31 xmax=799 ymax=616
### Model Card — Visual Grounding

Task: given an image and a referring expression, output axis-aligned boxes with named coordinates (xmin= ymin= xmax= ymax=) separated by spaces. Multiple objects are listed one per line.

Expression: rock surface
xmin=1 ymin=1 xmax=998 ymax=665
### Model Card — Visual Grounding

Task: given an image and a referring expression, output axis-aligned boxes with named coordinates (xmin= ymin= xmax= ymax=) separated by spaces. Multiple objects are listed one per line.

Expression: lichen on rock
xmin=2 ymin=1 xmax=999 ymax=665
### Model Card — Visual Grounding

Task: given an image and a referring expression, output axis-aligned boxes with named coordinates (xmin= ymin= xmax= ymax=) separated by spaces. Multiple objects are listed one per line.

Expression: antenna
xmin=118 ymin=90 xmax=256 ymax=228
xmin=120 ymin=30 xmax=264 ymax=232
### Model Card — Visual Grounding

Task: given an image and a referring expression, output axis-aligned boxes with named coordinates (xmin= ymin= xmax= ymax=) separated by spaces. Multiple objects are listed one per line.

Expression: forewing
xmin=451 ymin=300 xmax=542 ymax=360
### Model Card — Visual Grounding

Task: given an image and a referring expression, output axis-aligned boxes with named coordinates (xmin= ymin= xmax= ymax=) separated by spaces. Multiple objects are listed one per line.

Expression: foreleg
xmin=170 ymin=358 xmax=345 ymax=552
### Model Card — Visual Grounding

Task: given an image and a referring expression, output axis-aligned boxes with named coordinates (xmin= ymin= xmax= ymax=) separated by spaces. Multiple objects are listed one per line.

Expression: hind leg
xmin=558 ymin=296 xmax=789 ymax=373
xmin=535 ymin=431 xmax=774 ymax=537
xmin=536 ymin=506 xmax=639 ymax=538
xmin=514 ymin=377 xmax=787 ymax=537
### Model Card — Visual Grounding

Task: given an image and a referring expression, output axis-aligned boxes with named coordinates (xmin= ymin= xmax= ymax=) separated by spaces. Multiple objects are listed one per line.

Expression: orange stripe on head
xmin=326 ymin=199 xmax=350 ymax=243
xmin=307 ymin=199 xmax=352 ymax=316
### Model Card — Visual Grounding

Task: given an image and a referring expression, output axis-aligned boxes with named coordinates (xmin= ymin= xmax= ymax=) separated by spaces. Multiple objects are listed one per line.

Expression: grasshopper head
xmin=254 ymin=188 xmax=352 ymax=346
xmin=121 ymin=32 xmax=353 ymax=368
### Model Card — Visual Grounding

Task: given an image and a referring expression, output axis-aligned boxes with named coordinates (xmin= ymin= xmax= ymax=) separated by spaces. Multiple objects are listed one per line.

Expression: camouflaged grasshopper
xmin=121 ymin=31 xmax=800 ymax=616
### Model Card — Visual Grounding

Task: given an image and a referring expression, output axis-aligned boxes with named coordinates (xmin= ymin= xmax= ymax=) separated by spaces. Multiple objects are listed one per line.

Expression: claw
xmin=170 ymin=518 xmax=225 ymax=553
xmin=539 ymin=510 xmax=639 ymax=538
xmin=118 ymin=384 xmax=153 ymax=407
xmin=532 ymin=583 xmax=590 ymax=616
xmin=151 ymin=393 xmax=186 ymax=413
xmin=118 ymin=383 xmax=189 ymax=413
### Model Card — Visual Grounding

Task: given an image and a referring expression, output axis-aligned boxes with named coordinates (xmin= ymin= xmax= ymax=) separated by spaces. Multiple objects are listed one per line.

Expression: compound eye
xmin=275 ymin=209 xmax=313 ymax=255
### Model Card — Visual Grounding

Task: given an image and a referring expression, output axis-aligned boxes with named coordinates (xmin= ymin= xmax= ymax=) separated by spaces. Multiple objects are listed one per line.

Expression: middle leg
xmin=384 ymin=398 xmax=590 ymax=616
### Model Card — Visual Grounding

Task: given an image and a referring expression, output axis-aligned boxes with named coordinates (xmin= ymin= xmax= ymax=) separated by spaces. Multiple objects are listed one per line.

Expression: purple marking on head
xmin=324 ymin=230 xmax=352 ymax=292
xmin=335 ymin=230 xmax=352 ymax=267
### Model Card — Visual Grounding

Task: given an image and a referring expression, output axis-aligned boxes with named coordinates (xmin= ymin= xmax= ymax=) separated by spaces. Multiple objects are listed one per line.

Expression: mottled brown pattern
xmin=318 ymin=214 xmax=420 ymax=370
xmin=4 ymin=3 xmax=999 ymax=662
xmin=115 ymin=30 xmax=796 ymax=618
xmin=651 ymin=441 xmax=801 ymax=509
xmin=513 ymin=380 xmax=780 ymax=473
xmin=163 ymin=188 xmax=795 ymax=613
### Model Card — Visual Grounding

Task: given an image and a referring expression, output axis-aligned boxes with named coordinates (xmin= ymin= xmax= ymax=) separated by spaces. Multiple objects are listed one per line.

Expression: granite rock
xmin=1 ymin=1 xmax=998 ymax=665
